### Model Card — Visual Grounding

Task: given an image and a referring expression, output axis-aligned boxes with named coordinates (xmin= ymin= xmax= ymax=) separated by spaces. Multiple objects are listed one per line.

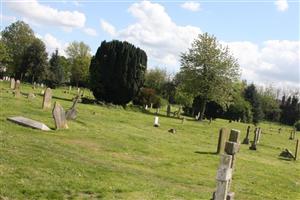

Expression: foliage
xmin=280 ymin=95 xmax=300 ymax=125
xmin=46 ymin=49 xmax=64 ymax=88
xmin=144 ymin=68 xmax=168 ymax=94
xmin=244 ymin=84 xmax=264 ymax=124
xmin=225 ymin=97 xmax=252 ymax=123
xmin=89 ymin=40 xmax=147 ymax=105
xmin=294 ymin=120 xmax=300 ymax=131
xmin=179 ymin=32 xmax=240 ymax=120
xmin=133 ymin=88 xmax=161 ymax=108
xmin=1 ymin=21 xmax=35 ymax=78
xmin=66 ymin=41 xmax=91 ymax=86
xmin=20 ymin=38 xmax=48 ymax=83
xmin=258 ymin=86 xmax=281 ymax=122
xmin=0 ymin=41 xmax=11 ymax=66
xmin=58 ymin=56 xmax=71 ymax=84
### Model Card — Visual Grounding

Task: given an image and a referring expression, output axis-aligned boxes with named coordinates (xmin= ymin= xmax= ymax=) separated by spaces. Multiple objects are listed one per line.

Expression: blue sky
xmin=1 ymin=0 xmax=299 ymax=89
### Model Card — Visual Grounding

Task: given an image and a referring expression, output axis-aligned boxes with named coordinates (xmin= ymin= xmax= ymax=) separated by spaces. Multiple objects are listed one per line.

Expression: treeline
xmin=0 ymin=21 xmax=91 ymax=88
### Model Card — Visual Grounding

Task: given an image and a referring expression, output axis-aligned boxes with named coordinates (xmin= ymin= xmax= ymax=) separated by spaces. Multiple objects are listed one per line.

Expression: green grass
xmin=0 ymin=81 xmax=299 ymax=200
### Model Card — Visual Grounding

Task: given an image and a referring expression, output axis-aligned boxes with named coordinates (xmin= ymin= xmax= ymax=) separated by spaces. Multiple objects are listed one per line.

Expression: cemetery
xmin=0 ymin=80 xmax=299 ymax=199
xmin=0 ymin=2 xmax=299 ymax=199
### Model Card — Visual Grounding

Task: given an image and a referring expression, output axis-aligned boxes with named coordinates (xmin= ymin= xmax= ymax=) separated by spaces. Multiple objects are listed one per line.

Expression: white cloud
xmin=83 ymin=27 xmax=98 ymax=36
xmin=101 ymin=0 xmax=201 ymax=69
xmin=181 ymin=1 xmax=201 ymax=12
xmin=5 ymin=0 xmax=86 ymax=30
xmin=100 ymin=19 xmax=116 ymax=36
xmin=226 ymin=40 xmax=300 ymax=88
xmin=275 ymin=0 xmax=289 ymax=12
xmin=37 ymin=33 xmax=68 ymax=57
xmin=1 ymin=14 xmax=17 ymax=24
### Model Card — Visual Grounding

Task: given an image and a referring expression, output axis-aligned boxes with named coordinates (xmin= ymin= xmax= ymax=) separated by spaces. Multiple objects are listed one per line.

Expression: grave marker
xmin=7 ymin=116 xmax=50 ymax=131
xmin=154 ymin=116 xmax=159 ymax=127
xmin=14 ymin=80 xmax=21 ymax=97
xmin=42 ymin=88 xmax=52 ymax=109
xmin=10 ymin=78 xmax=15 ymax=89
xmin=217 ymin=128 xmax=229 ymax=154
xmin=242 ymin=126 xmax=251 ymax=144
xmin=52 ymin=102 xmax=68 ymax=129
xmin=249 ymin=128 xmax=258 ymax=150
xmin=167 ymin=104 xmax=171 ymax=117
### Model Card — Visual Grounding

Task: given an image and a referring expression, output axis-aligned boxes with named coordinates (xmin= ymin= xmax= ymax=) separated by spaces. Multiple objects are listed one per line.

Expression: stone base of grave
xmin=154 ymin=124 xmax=160 ymax=127
xmin=7 ymin=116 xmax=50 ymax=131
xmin=249 ymin=143 xmax=257 ymax=150
xmin=242 ymin=138 xmax=250 ymax=144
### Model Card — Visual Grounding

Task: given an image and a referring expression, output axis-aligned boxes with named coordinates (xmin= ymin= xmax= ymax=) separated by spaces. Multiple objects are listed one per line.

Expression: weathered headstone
xmin=289 ymin=130 xmax=295 ymax=140
xmin=242 ymin=126 xmax=251 ymax=144
xmin=216 ymin=128 xmax=229 ymax=154
xmin=52 ymin=102 xmax=68 ymax=129
xmin=10 ymin=78 xmax=15 ymax=89
xmin=181 ymin=117 xmax=185 ymax=124
xmin=154 ymin=116 xmax=159 ymax=127
xmin=41 ymin=89 xmax=45 ymax=95
xmin=295 ymin=139 xmax=299 ymax=160
xmin=256 ymin=128 xmax=261 ymax=144
xmin=156 ymin=108 xmax=160 ymax=114
xmin=65 ymin=95 xmax=79 ymax=120
xmin=14 ymin=80 xmax=21 ymax=97
xmin=145 ymin=104 xmax=148 ymax=110
xmin=150 ymin=103 xmax=153 ymax=109
xmin=27 ymin=92 xmax=36 ymax=100
xmin=41 ymin=83 xmax=44 ymax=88
xmin=42 ymin=88 xmax=52 ymax=109
xmin=33 ymin=82 xmax=36 ymax=89
xmin=7 ymin=116 xmax=50 ymax=131
xmin=279 ymin=149 xmax=295 ymax=159
xmin=167 ymin=105 xmax=171 ymax=117
xmin=249 ymin=128 xmax=258 ymax=150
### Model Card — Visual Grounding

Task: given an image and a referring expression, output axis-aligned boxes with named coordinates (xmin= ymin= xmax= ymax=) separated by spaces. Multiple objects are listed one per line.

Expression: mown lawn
xmin=0 ymin=81 xmax=299 ymax=200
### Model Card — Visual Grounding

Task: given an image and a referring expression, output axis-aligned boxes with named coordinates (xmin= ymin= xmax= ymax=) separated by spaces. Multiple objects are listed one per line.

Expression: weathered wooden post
xmin=216 ymin=128 xmax=229 ymax=154
xmin=242 ymin=126 xmax=251 ymax=144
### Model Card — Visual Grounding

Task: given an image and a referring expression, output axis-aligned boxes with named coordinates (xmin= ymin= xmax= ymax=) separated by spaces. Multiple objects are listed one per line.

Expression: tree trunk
xmin=199 ymin=100 xmax=207 ymax=121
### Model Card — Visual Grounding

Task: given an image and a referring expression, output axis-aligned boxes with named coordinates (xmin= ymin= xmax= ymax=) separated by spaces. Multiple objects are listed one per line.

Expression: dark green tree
xmin=21 ymin=38 xmax=48 ymax=83
xmin=244 ymin=84 xmax=264 ymax=124
xmin=47 ymin=49 xmax=64 ymax=88
xmin=1 ymin=21 xmax=35 ymax=78
xmin=89 ymin=40 xmax=147 ymax=105
xmin=280 ymin=95 xmax=300 ymax=125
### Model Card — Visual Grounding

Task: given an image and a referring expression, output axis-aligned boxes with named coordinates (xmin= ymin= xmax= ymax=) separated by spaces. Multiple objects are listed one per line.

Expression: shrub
xmin=295 ymin=120 xmax=300 ymax=131
xmin=89 ymin=40 xmax=147 ymax=105
xmin=133 ymin=88 xmax=161 ymax=108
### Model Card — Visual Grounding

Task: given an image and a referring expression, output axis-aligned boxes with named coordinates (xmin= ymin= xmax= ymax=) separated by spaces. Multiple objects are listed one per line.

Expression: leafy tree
xmin=58 ymin=56 xmax=71 ymax=84
xmin=179 ymin=33 xmax=240 ymax=120
xmin=144 ymin=68 xmax=168 ymax=94
xmin=133 ymin=88 xmax=161 ymax=108
xmin=0 ymin=41 xmax=11 ymax=77
xmin=244 ymin=84 xmax=264 ymax=124
xmin=89 ymin=40 xmax=147 ymax=105
xmin=66 ymin=41 xmax=91 ymax=86
xmin=280 ymin=95 xmax=300 ymax=125
xmin=258 ymin=86 xmax=281 ymax=122
xmin=1 ymin=21 xmax=35 ymax=78
xmin=46 ymin=49 xmax=64 ymax=88
xmin=21 ymin=38 xmax=48 ymax=83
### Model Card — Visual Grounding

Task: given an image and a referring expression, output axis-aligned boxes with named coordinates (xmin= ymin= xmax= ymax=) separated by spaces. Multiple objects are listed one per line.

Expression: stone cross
xmin=154 ymin=116 xmax=159 ymax=127
xmin=14 ymin=80 xmax=21 ymax=97
xmin=217 ymin=128 xmax=229 ymax=154
xmin=42 ymin=88 xmax=52 ymax=109
xmin=167 ymin=104 xmax=171 ymax=117
xmin=10 ymin=78 xmax=15 ymax=89
xmin=52 ymin=102 xmax=68 ymax=129
xmin=242 ymin=126 xmax=251 ymax=144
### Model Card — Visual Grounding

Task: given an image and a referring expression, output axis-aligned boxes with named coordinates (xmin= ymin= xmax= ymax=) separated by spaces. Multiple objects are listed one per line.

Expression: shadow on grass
xmin=194 ymin=151 xmax=217 ymax=155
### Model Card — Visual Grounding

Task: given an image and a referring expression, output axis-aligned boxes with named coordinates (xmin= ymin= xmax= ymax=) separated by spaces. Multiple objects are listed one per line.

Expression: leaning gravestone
xmin=242 ymin=126 xmax=251 ymax=144
xmin=65 ymin=95 xmax=80 ymax=120
xmin=42 ymin=88 xmax=52 ymax=109
xmin=52 ymin=102 xmax=68 ymax=129
xmin=10 ymin=78 xmax=15 ymax=89
xmin=14 ymin=80 xmax=21 ymax=97
xmin=7 ymin=116 xmax=50 ymax=131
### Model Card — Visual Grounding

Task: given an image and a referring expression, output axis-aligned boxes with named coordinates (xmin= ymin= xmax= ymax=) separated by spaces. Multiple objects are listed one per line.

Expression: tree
xmin=89 ymin=40 xmax=147 ymax=105
xmin=258 ymin=86 xmax=281 ymax=122
xmin=179 ymin=33 xmax=240 ymax=121
xmin=21 ymin=38 xmax=48 ymax=83
xmin=144 ymin=68 xmax=168 ymax=94
xmin=244 ymin=84 xmax=264 ymax=124
xmin=280 ymin=95 xmax=300 ymax=125
xmin=58 ymin=56 xmax=71 ymax=84
xmin=1 ymin=21 xmax=35 ymax=78
xmin=46 ymin=49 xmax=64 ymax=88
xmin=0 ymin=41 xmax=11 ymax=77
xmin=66 ymin=41 xmax=91 ymax=86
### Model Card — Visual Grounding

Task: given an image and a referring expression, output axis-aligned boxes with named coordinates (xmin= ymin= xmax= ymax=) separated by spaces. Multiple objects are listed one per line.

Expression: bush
xmin=133 ymin=88 xmax=161 ymax=108
xmin=89 ymin=40 xmax=147 ymax=105
xmin=295 ymin=120 xmax=300 ymax=131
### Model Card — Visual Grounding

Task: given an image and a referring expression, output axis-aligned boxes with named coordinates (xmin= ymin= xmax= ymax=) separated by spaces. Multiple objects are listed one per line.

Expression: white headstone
xmin=154 ymin=116 xmax=159 ymax=127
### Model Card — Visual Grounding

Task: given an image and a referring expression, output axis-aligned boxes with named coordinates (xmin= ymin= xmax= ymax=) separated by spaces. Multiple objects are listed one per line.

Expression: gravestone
xmin=168 ymin=128 xmax=176 ymax=134
xmin=14 ymin=80 xmax=21 ymax=97
xmin=7 ymin=116 xmax=50 ymax=131
xmin=242 ymin=126 xmax=251 ymax=144
xmin=249 ymin=128 xmax=258 ymax=150
xmin=289 ymin=130 xmax=295 ymax=140
xmin=154 ymin=116 xmax=159 ymax=127
xmin=52 ymin=102 xmax=68 ymax=129
xmin=279 ymin=149 xmax=295 ymax=159
xmin=42 ymin=88 xmax=52 ymax=109
xmin=216 ymin=128 xmax=229 ymax=154
xmin=181 ymin=117 xmax=185 ymax=124
xmin=145 ymin=105 xmax=148 ymax=110
xmin=65 ymin=95 xmax=79 ymax=120
xmin=156 ymin=108 xmax=160 ymax=114
xmin=41 ymin=83 xmax=44 ymax=88
xmin=150 ymin=103 xmax=153 ymax=109
xmin=27 ymin=92 xmax=36 ymax=100
xmin=68 ymin=86 xmax=72 ymax=93
xmin=33 ymin=82 xmax=36 ymax=89
xmin=167 ymin=105 xmax=171 ymax=117
xmin=295 ymin=139 xmax=299 ymax=160
xmin=41 ymin=89 xmax=45 ymax=95
xmin=10 ymin=78 xmax=15 ymax=89
xmin=257 ymin=128 xmax=262 ymax=144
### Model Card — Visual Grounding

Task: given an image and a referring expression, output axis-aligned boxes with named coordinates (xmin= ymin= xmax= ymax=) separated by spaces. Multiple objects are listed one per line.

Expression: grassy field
xmin=0 ymin=81 xmax=299 ymax=200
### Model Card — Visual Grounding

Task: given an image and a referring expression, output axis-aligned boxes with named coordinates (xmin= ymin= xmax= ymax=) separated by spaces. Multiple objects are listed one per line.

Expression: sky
xmin=1 ymin=0 xmax=300 ymax=89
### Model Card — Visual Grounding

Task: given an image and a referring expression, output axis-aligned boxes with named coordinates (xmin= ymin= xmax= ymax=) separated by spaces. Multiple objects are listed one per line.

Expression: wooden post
xmin=217 ymin=128 xmax=229 ymax=154
xmin=295 ymin=139 xmax=299 ymax=161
